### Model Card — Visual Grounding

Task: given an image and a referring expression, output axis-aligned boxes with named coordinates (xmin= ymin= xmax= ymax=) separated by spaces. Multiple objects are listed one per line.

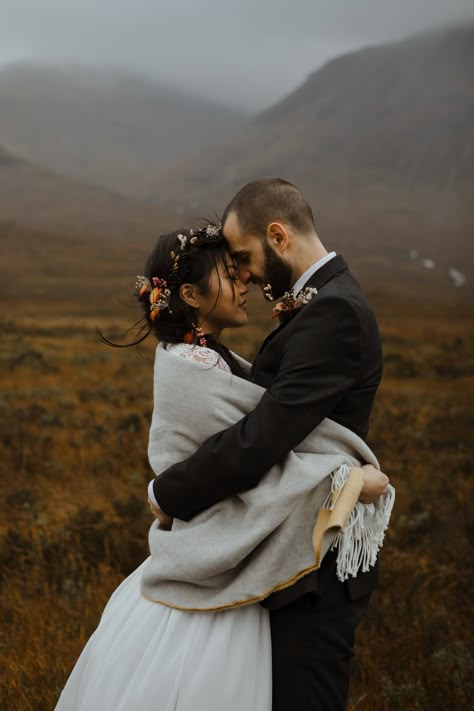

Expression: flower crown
xmin=135 ymin=223 xmax=222 ymax=321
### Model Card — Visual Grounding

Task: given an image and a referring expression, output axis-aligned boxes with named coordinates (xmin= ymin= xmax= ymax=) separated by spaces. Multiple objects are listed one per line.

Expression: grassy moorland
xmin=1 ymin=226 xmax=473 ymax=710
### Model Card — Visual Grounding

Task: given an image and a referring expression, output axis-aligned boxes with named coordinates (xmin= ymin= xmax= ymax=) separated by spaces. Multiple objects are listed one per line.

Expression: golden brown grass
xmin=349 ymin=315 xmax=474 ymax=709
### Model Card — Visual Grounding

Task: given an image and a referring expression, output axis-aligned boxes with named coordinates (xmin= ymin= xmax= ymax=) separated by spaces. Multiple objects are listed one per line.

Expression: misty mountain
xmin=1 ymin=26 xmax=472 ymax=297
xmin=0 ymin=63 xmax=248 ymax=196
xmin=257 ymin=24 xmax=473 ymax=189
xmin=141 ymin=24 xmax=473 ymax=282
xmin=0 ymin=144 xmax=173 ymax=238
xmin=148 ymin=24 xmax=474 ymax=209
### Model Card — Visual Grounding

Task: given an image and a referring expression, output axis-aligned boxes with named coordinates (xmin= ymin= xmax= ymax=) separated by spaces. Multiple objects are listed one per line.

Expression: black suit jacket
xmin=153 ymin=255 xmax=383 ymax=606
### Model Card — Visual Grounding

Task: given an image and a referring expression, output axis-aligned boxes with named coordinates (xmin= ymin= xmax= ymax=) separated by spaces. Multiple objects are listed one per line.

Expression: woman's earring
xmin=192 ymin=323 xmax=207 ymax=347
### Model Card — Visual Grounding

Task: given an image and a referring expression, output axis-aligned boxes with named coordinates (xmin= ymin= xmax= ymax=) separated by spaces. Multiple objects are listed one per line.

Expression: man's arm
xmin=153 ymin=295 xmax=365 ymax=521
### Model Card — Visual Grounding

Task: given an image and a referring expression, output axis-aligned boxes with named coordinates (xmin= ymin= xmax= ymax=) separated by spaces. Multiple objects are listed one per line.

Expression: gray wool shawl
xmin=140 ymin=344 xmax=391 ymax=612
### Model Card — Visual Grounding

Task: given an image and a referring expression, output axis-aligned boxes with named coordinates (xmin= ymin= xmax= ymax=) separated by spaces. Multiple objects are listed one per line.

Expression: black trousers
xmin=270 ymin=556 xmax=371 ymax=711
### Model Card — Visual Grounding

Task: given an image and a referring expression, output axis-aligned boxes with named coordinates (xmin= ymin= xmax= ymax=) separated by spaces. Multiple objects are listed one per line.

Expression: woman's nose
xmin=239 ymin=280 xmax=249 ymax=296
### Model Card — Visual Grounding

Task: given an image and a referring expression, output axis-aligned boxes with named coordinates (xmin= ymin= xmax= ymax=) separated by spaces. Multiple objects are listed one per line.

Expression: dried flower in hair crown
xmin=168 ymin=224 xmax=222 ymax=286
xmin=135 ymin=276 xmax=171 ymax=321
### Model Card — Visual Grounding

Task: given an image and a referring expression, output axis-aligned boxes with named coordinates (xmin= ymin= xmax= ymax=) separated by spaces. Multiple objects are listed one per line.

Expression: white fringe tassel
xmin=324 ymin=464 xmax=396 ymax=582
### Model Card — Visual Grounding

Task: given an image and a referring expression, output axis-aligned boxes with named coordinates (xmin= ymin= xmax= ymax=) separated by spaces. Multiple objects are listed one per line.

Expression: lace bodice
xmin=166 ymin=343 xmax=231 ymax=372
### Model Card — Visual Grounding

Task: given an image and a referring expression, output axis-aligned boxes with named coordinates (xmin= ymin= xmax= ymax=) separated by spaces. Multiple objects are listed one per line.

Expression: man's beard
xmin=262 ymin=241 xmax=293 ymax=299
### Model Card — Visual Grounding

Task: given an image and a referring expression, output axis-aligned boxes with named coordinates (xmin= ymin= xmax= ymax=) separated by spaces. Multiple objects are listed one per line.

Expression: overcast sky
xmin=1 ymin=0 xmax=473 ymax=111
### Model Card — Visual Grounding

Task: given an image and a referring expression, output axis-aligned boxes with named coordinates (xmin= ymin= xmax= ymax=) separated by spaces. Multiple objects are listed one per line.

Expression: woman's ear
xmin=266 ymin=222 xmax=290 ymax=254
xmin=179 ymin=283 xmax=200 ymax=309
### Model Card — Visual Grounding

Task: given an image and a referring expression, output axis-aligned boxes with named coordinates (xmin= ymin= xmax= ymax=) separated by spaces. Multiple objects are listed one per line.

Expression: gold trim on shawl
xmin=141 ymin=467 xmax=365 ymax=612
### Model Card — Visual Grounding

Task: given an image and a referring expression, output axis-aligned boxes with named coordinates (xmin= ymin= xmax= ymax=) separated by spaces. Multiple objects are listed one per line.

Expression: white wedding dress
xmin=55 ymin=345 xmax=272 ymax=711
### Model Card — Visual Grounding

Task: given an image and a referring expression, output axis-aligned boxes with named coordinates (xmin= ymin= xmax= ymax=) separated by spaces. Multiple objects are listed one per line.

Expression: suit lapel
xmin=302 ymin=254 xmax=348 ymax=291
xmin=252 ymin=255 xmax=349 ymax=368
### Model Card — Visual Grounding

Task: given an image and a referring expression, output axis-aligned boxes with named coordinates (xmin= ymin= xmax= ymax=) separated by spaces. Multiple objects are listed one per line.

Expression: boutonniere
xmin=272 ymin=286 xmax=318 ymax=320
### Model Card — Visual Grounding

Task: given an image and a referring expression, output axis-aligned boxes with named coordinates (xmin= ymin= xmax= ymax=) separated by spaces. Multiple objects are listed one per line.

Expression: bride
xmin=55 ymin=224 xmax=392 ymax=710
xmin=55 ymin=225 xmax=271 ymax=711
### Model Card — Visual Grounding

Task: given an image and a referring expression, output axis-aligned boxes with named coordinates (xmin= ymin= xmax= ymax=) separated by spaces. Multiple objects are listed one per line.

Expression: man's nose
xmin=237 ymin=266 xmax=252 ymax=285
xmin=238 ymin=265 xmax=253 ymax=284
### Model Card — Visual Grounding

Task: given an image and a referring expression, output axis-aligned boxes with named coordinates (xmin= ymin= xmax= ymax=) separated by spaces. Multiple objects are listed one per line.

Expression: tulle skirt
xmin=55 ymin=558 xmax=272 ymax=711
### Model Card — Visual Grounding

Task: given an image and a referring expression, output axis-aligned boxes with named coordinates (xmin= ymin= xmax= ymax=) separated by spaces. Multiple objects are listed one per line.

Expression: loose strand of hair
xmin=96 ymin=320 xmax=152 ymax=349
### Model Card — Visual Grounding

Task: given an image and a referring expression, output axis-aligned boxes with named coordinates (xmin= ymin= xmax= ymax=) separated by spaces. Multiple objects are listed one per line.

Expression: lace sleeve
xmin=166 ymin=343 xmax=231 ymax=372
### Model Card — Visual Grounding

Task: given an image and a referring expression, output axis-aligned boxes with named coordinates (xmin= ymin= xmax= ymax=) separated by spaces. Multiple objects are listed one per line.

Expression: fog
xmin=1 ymin=0 xmax=473 ymax=110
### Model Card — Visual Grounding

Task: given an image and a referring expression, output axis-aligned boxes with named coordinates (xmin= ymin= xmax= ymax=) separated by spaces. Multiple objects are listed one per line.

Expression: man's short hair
xmin=222 ymin=178 xmax=315 ymax=238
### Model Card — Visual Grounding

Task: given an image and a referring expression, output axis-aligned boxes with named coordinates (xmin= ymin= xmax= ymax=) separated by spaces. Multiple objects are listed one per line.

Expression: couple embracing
xmin=56 ymin=178 xmax=393 ymax=711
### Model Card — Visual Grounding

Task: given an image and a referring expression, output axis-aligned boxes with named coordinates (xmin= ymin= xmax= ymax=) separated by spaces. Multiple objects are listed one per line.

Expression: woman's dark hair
xmin=99 ymin=224 xmax=248 ymax=378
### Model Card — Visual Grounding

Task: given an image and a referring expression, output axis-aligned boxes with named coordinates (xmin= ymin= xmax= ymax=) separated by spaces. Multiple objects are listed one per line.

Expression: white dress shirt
xmin=291 ymin=251 xmax=337 ymax=296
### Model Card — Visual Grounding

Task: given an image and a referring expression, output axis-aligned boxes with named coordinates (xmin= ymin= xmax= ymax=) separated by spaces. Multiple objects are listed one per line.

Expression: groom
xmin=149 ymin=178 xmax=388 ymax=710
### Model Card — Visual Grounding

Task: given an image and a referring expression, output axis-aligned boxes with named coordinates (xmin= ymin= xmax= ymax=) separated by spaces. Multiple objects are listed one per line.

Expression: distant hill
xmin=0 ymin=144 xmax=173 ymax=239
xmin=149 ymin=24 xmax=474 ymax=206
xmin=0 ymin=63 xmax=248 ymax=196
xmin=145 ymin=24 xmax=473 ymax=283
xmin=254 ymin=23 xmax=474 ymax=191
xmin=1 ymin=27 xmax=472 ymax=303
